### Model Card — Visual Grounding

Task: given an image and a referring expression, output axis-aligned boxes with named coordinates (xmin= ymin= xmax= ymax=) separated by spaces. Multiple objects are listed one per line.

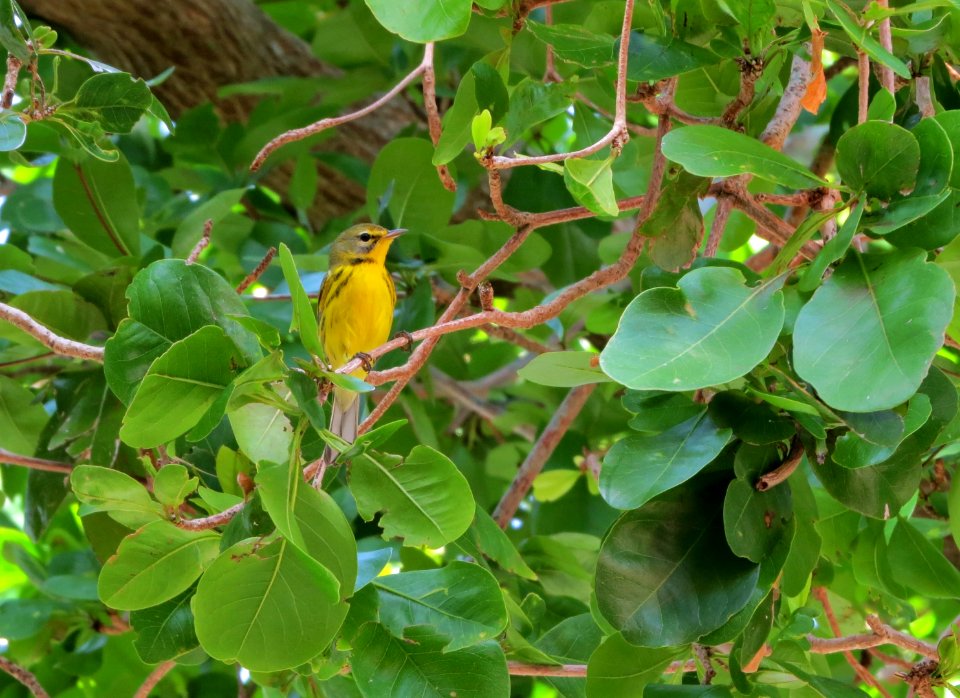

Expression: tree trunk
xmin=20 ymin=0 xmax=418 ymax=222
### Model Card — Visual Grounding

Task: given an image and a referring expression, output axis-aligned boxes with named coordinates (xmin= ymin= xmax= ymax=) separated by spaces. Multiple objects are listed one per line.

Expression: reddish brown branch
xmin=0 ymin=448 xmax=72 ymax=474
xmin=866 ymin=616 xmax=938 ymax=660
xmin=0 ymin=656 xmax=49 ymax=698
xmin=705 ymin=198 xmax=733 ymax=257
xmin=251 ymin=46 xmax=434 ymax=172
xmin=421 ymin=43 xmax=456 ymax=192
xmin=172 ymin=501 xmax=245 ymax=531
xmin=235 ymin=246 xmax=277 ymax=294
xmin=1 ymin=55 xmax=21 ymax=110
xmin=756 ymin=438 xmax=803 ymax=491
xmin=761 ymin=54 xmax=811 ymax=151
xmin=508 ymin=662 xmax=586 ymax=677
xmin=493 ymin=383 xmax=597 ymax=527
xmin=722 ymin=58 xmax=762 ymax=124
xmin=858 ymin=51 xmax=870 ymax=124
xmin=0 ymin=302 xmax=104 ymax=362
xmin=185 ymin=219 xmax=213 ymax=265
xmin=134 ymin=660 xmax=175 ymax=698
xmin=875 ymin=0 xmax=895 ymax=94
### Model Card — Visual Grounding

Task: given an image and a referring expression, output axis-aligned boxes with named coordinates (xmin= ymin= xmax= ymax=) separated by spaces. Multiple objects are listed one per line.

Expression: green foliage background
xmin=0 ymin=0 xmax=959 ymax=696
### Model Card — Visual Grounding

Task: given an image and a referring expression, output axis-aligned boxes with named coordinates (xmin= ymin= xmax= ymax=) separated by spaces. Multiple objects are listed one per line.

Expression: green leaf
xmin=130 ymin=589 xmax=199 ymax=663
xmin=278 ymin=244 xmax=325 ymax=359
xmin=723 ymin=478 xmax=793 ymax=562
xmin=518 ymin=351 xmax=611 ymax=387
xmin=503 ymin=79 xmax=574 ymax=148
xmin=912 ymin=116 xmax=954 ymax=195
xmin=472 ymin=63 xmax=509 ymax=125
xmin=624 ymin=391 xmax=705 ymax=433
xmin=526 ymin=22 xmax=616 ymax=68
xmin=373 ymin=562 xmax=508 ymax=651
xmin=153 ymin=465 xmax=198 ymax=508
xmin=586 ymin=633 xmax=688 ymax=697
xmin=595 ymin=486 xmax=759 ymax=646
xmin=256 ymin=460 xmax=356 ymax=596
xmin=363 ymin=0 xmax=472 ymax=42
xmin=533 ymin=469 xmax=582 ymax=502
xmin=351 ymin=623 xmax=510 ymax=698
xmin=227 ymin=399 xmax=293 ymax=464
xmin=0 ymin=376 xmax=48 ymax=456
xmin=600 ymin=412 xmax=732 ymax=510
xmin=71 ymin=465 xmax=164 ymax=525
xmin=707 ymin=391 xmax=795 ymax=445
xmin=119 ymin=326 xmax=241 ymax=448
xmin=835 ymin=121 xmax=920 ymax=199
xmin=793 ymin=250 xmax=953 ymax=412
xmin=52 ymin=153 xmax=140 ymax=257
xmin=564 ymin=157 xmax=620 ymax=217
xmin=104 ymin=259 xmax=260 ymax=404
xmin=461 ymin=509 xmax=537 ymax=581
xmin=888 ymin=518 xmax=960 ymax=598
xmin=98 ymin=521 xmax=219 ymax=611
xmin=600 ymin=267 xmax=785 ymax=391
xmin=171 ymin=188 xmax=247 ymax=259
xmin=367 ymin=138 xmax=456 ymax=234
xmin=434 ymin=70 xmax=477 ymax=165
xmin=193 ymin=537 xmax=345 ymax=672
xmin=625 ymin=32 xmax=719 ymax=81
xmin=934 ymin=111 xmax=960 ymax=189
xmin=351 ymin=445 xmax=475 ymax=548
xmin=799 ymin=199 xmax=864 ymax=292
xmin=70 ymin=73 xmax=153 ymax=133
xmin=643 ymin=170 xmax=709 ymax=271
xmin=662 ymin=125 xmax=827 ymax=189
xmin=0 ymin=112 xmax=26 ymax=151
xmin=827 ymin=0 xmax=912 ymax=79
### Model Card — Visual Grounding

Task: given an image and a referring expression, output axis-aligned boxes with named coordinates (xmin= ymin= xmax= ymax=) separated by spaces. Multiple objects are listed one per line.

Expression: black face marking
xmin=350 ymin=257 xmax=375 ymax=265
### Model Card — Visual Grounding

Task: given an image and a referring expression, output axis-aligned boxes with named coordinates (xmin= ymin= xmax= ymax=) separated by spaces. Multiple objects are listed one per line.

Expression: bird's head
xmin=329 ymin=224 xmax=405 ymax=267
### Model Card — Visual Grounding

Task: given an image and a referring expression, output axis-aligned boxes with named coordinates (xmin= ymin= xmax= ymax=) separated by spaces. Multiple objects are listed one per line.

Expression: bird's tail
xmin=322 ymin=387 xmax=359 ymax=466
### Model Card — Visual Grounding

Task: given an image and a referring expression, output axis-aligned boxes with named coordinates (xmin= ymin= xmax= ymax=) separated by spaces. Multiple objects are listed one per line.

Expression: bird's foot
xmin=354 ymin=351 xmax=374 ymax=372
xmin=394 ymin=330 xmax=415 ymax=352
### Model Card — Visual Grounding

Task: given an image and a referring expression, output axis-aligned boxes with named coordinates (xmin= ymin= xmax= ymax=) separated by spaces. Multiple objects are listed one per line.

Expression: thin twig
xmin=172 ymin=502 xmax=245 ymax=531
xmin=875 ymin=0 xmax=896 ymax=94
xmin=813 ymin=587 xmax=894 ymax=698
xmin=722 ymin=57 xmax=762 ymax=124
xmin=236 ymin=246 xmax=277 ymax=294
xmin=0 ymin=656 xmax=50 ymax=698
xmin=761 ymin=54 xmax=811 ymax=151
xmin=493 ymin=383 xmax=597 ymax=527
xmin=858 ymin=51 xmax=870 ymax=124
xmin=0 ymin=448 xmax=72 ymax=474
xmin=507 ymin=662 xmax=586 ymax=677
xmin=1 ymin=54 xmax=21 ymax=110
xmin=705 ymin=198 xmax=733 ymax=257
xmin=251 ymin=47 xmax=434 ymax=172
xmin=0 ymin=302 xmax=104 ymax=362
xmin=488 ymin=0 xmax=634 ymax=169
xmin=421 ymin=43 xmax=456 ymax=192
xmin=134 ymin=660 xmax=176 ymax=698
xmin=866 ymin=616 xmax=938 ymax=660
xmin=185 ymin=219 xmax=213 ymax=265
xmin=756 ymin=437 xmax=804 ymax=491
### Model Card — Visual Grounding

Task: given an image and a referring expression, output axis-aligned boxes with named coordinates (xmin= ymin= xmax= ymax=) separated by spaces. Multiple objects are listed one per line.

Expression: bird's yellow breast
xmin=319 ymin=261 xmax=396 ymax=373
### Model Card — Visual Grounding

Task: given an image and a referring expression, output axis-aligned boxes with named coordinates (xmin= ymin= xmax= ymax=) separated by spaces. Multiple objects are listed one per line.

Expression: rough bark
xmin=20 ymin=0 xmax=418 ymax=221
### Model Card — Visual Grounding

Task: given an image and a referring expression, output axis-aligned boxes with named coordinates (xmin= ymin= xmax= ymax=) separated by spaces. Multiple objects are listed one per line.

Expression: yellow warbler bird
xmin=319 ymin=224 xmax=404 ymax=457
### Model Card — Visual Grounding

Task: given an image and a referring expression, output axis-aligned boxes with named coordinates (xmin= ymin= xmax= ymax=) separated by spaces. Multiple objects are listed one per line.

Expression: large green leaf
xmin=104 ymin=259 xmax=260 ymax=404
xmin=661 ymin=125 xmax=827 ymax=189
xmin=367 ymin=138 xmax=455 ymax=234
xmin=595 ymin=486 xmax=759 ymax=647
xmin=586 ymin=633 xmax=688 ymax=698
xmin=887 ymin=518 xmax=960 ymax=599
xmin=793 ymin=250 xmax=953 ymax=412
xmin=71 ymin=465 xmax=164 ymax=527
xmin=130 ymin=589 xmax=199 ymax=663
xmin=193 ymin=537 xmax=345 ymax=672
xmin=119 ymin=326 xmax=240 ymax=448
xmin=625 ymin=32 xmax=719 ymax=81
xmin=351 ymin=623 xmax=509 ymax=698
xmin=97 ymin=521 xmax=219 ymax=611
xmin=227 ymin=398 xmax=293 ymax=464
xmin=564 ymin=157 xmax=619 ymax=217
xmin=52 ymin=153 xmax=140 ymax=257
xmin=256 ymin=460 xmax=357 ymax=595
xmin=518 ymin=351 xmax=612 ymax=387
xmin=0 ymin=376 xmax=48 ymax=456
xmin=600 ymin=411 xmax=731 ymax=510
xmin=69 ymin=72 xmax=153 ymax=133
xmin=373 ymin=562 xmax=508 ymax=651
xmin=600 ymin=267 xmax=785 ymax=390
xmin=835 ymin=121 xmax=920 ymax=199
xmin=364 ymin=0 xmax=472 ymax=42
xmin=526 ymin=22 xmax=616 ymax=68
xmin=278 ymin=243 xmax=324 ymax=359
xmin=723 ymin=477 xmax=793 ymax=563
xmin=351 ymin=445 xmax=475 ymax=547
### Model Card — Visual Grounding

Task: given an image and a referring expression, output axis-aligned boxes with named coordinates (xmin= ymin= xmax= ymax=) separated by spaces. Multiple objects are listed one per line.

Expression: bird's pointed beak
xmin=385 ymin=228 xmax=407 ymax=240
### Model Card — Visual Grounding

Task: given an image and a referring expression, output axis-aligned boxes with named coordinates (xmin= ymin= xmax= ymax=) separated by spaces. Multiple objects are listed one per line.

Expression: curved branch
xmin=0 ymin=448 xmax=72 ymax=474
xmin=0 ymin=656 xmax=49 ymax=698
xmin=134 ymin=660 xmax=175 ymax=698
xmin=172 ymin=502 xmax=245 ymax=531
xmin=0 ymin=302 xmax=104 ymax=362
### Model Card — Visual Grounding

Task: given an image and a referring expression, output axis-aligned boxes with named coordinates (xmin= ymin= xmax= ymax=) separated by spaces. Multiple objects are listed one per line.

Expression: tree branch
xmin=134 ymin=660 xmax=175 ymax=698
xmin=705 ymin=198 xmax=733 ymax=257
xmin=0 ymin=448 xmax=72 ymax=474
xmin=858 ymin=51 xmax=870 ymax=124
xmin=488 ymin=0 xmax=634 ymax=169
xmin=493 ymin=383 xmax=597 ymax=527
xmin=251 ymin=45 xmax=434 ymax=172
xmin=0 ymin=656 xmax=50 ymax=698
xmin=236 ymin=246 xmax=277 ymax=294
xmin=420 ymin=42 xmax=456 ymax=192
xmin=761 ymin=54 xmax=811 ymax=151
xmin=756 ymin=437 xmax=803 ymax=491
xmin=0 ymin=302 xmax=105 ymax=362
xmin=874 ymin=0 xmax=896 ymax=94
xmin=172 ymin=502 xmax=245 ymax=531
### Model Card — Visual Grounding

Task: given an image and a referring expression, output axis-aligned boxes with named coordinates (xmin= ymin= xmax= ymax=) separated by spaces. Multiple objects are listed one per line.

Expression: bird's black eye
xmin=359 ymin=232 xmax=372 ymax=242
